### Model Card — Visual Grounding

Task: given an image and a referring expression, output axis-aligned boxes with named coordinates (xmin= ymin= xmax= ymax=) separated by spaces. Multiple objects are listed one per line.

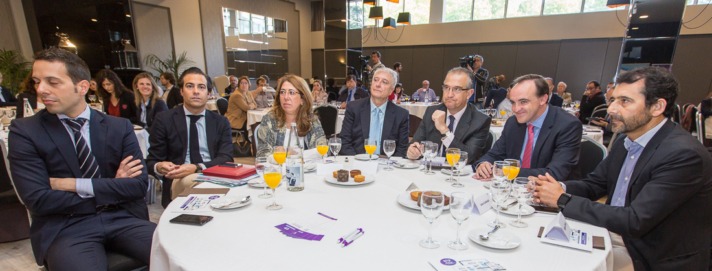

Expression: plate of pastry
xmin=324 ymin=169 xmax=374 ymax=186
xmin=396 ymin=190 xmax=450 ymax=211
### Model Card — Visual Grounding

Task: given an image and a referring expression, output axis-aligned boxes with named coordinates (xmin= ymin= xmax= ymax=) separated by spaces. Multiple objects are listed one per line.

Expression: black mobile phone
xmin=169 ymin=214 xmax=213 ymax=226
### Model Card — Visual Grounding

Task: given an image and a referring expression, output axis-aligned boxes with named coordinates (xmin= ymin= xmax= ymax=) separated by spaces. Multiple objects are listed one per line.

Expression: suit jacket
xmin=339 ymin=98 xmax=409 ymax=157
xmin=103 ymin=90 xmax=137 ymax=123
xmin=7 ymin=109 xmax=149 ymax=264
xmin=136 ymin=99 xmax=169 ymax=130
xmin=165 ymin=86 xmax=183 ymax=109
xmin=579 ymin=92 xmax=606 ymax=123
xmin=562 ymin=121 xmax=712 ymax=270
xmin=146 ymin=107 xmax=233 ymax=176
xmin=337 ymin=87 xmax=369 ymax=102
xmin=475 ymin=106 xmax=582 ymax=180
xmin=549 ymin=93 xmax=564 ymax=107
xmin=0 ymin=86 xmax=17 ymax=107
xmin=412 ymin=104 xmax=491 ymax=163
xmin=484 ymin=87 xmax=507 ymax=108
xmin=225 ymin=91 xmax=256 ymax=129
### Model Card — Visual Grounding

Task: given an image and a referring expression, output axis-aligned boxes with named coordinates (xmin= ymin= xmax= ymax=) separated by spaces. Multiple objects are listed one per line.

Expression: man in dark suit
xmin=534 ymin=67 xmax=712 ymax=270
xmin=474 ymin=74 xmax=582 ymax=181
xmin=578 ymin=80 xmax=606 ymax=123
xmin=338 ymin=75 xmax=369 ymax=109
xmin=147 ymin=67 xmax=233 ymax=208
xmin=0 ymin=71 xmax=18 ymax=107
xmin=160 ymin=71 xmax=183 ymax=109
xmin=407 ymin=67 xmax=491 ymax=164
xmin=340 ymin=67 xmax=409 ymax=157
xmin=8 ymin=48 xmax=154 ymax=270
xmin=545 ymin=77 xmax=563 ymax=107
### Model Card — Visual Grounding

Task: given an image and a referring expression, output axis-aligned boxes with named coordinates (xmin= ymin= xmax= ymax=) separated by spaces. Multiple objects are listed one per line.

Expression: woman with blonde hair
xmin=133 ymin=72 xmax=168 ymax=129
xmin=225 ymin=76 xmax=257 ymax=132
xmin=255 ymin=75 xmax=326 ymax=158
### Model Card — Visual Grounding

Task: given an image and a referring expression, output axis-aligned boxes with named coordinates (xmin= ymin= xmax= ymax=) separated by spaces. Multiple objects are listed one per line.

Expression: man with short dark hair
xmin=474 ymin=74 xmax=582 ymax=181
xmin=147 ymin=67 xmax=233 ymax=207
xmin=545 ymin=77 xmax=563 ymax=107
xmin=338 ymin=75 xmax=369 ymax=109
xmin=578 ymin=80 xmax=606 ymax=123
xmin=534 ymin=67 xmax=712 ymax=270
xmin=160 ymin=71 xmax=182 ymax=109
xmin=9 ymin=48 xmax=155 ymax=269
xmin=224 ymin=75 xmax=238 ymax=95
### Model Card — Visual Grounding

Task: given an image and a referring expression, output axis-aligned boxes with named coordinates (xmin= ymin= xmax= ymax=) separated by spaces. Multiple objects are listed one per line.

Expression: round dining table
xmin=397 ymin=102 xmax=433 ymax=119
xmin=150 ymin=157 xmax=612 ymax=271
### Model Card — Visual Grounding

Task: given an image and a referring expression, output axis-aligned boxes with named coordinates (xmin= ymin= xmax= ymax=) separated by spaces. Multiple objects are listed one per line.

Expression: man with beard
xmin=533 ymin=67 xmax=712 ymax=270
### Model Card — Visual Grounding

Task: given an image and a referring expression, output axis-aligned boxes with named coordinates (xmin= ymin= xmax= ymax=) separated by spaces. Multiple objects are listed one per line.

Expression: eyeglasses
xmin=279 ymin=89 xmax=300 ymax=96
xmin=442 ymin=85 xmax=468 ymax=93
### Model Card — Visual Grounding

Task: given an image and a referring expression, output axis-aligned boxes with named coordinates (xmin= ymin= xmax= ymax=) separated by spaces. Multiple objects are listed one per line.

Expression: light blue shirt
xmin=520 ymin=106 xmax=549 ymax=162
xmin=610 ymin=119 xmax=667 ymax=206
xmin=412 ymin=88 xmax=437 ymax=101
xmin=183 ymin=106 xmax=212 ymax=165
xmin=369 ymin=101 xmax=388 ymax=154
xmin=57 ymin=105 xmax=95 ymax=198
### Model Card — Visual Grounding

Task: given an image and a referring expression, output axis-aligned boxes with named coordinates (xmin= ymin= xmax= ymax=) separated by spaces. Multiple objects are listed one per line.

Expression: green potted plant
xmin=143 ymin=51 xmax=194 ymax=78
xmin=0 ymin=49 xmax=30 ymax=95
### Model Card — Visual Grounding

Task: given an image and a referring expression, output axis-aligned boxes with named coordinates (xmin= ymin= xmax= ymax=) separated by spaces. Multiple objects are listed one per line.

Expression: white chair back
xmin=213 ymin=75 xmax=230 ymax=96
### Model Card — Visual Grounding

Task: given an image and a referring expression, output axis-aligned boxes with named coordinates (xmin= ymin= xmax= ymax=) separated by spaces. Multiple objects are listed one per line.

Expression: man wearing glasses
xmin=407 ymin=67 xmax=491 ymax=164
xmin=578 ymin=80 xmax=606 ymax=123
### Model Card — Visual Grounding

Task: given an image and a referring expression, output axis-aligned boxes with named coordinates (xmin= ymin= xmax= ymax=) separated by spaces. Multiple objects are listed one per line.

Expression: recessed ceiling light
xmin=125 ymin=14 xmax=131 ymax=18
xmin=91 ymin=18 xmax=98 ymax=22
xmin=631 ymin=27 xmax=639 ymax=30
xmin=639 ymin=15 xmax=649 ymax=19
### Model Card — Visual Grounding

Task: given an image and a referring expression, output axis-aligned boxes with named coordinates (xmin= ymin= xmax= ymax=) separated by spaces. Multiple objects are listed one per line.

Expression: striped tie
xmin=64 ymin=118 xmax=101 ymax=178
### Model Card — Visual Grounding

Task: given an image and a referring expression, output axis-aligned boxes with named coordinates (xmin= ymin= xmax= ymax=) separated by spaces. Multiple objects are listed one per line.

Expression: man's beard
xmin=609 ymin=111 xmax=652 ymax=134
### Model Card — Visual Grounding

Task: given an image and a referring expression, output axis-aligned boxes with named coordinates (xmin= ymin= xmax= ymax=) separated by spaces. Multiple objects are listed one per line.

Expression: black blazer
xmin=484 ymin=87 xmax=507 ymax=108
xmin=8 ymin=109 xmax=149 ymax=264
xmin=339 ymin=98 xmax=409 ymax=157
xmin=15 ymin=92 xmax=37 ymax=119
xmin=562 ymin=121 xmax=712 ymax=270
xmin=165 ymin=86 xmax=183 ymax=109
xmin=412 ymin=104 xmax=491 ymax=163
xmin=103 ymin=90 xmax=137 ymax=123
xmin=549 ymin=93 xmax=564 ymax=107
xmin=579 ymin=92 xmax=606 ymax=123
xmin=0 ymin=87 xmax=17 ymax=107
xmin=136 ymin=99 xmax=169 ymax=130
xmin=475 ymin=106 xmax=582 ymax=180
xmin=337 ymin=87 xmax=369 ymax=102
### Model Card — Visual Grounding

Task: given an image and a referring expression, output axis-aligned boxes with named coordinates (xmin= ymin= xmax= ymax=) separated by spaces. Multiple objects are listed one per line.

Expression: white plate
xmin=354 ymin=154 xmax=379 ymax=161
xmin=468 ymin=228 xmax=521 ymax=250
xmin=324 ymin=175 xmax=374 ymax=186
xmin=393 ymin=160 xmax=421 ymax=169
xmin=396 ymin=191 xmax=450 ymax=211
xmin=498 ymin=203 xmax=535 ymax=216
xmin=441 ymin=167 xmax=473 ymax=176
xmin=210 ymin=195 xmax=251 ymax=210
xmin=304 ymin=162 xmax=316 ymax=173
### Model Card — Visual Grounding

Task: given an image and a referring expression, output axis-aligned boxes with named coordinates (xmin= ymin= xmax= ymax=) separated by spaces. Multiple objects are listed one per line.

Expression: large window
xmin=473 ymin=0 xmax=506 ymax=20
xmin=687 ymin=0 xmax=712 ymax=4
xmin=583 ymin=0 xmax=610 ymax=12
xmin=364 ymin=0 xmax=431 ymax=26
xmin=444 ymin=0 xmax=472 ymax=22
xmin=543 ymin=0 xmax=583 ymax=15
xmin=507 ymin=0 xmax=543 ymax=18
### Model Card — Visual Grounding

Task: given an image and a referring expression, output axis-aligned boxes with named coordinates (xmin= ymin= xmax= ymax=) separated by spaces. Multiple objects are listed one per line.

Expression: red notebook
xmin=202 ymin=164 xmax=257 ymax=180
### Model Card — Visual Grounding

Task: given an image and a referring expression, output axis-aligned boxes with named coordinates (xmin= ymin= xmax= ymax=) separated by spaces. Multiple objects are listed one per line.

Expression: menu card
xmin=471 ymin=193 xmax=492 ymax=215
xmin=275 ymin=211 xmax=339 ymax=242
xmin=540 ymin=212 xmax=593 ymax=251
xmin=429 ymin=256 xmax=506 ymax=271
xmin=174 ymin=194 xmax=223 ymax=213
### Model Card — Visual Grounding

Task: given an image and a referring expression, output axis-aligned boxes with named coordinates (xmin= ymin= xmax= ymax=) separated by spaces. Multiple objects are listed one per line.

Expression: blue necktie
xmin=347 ymin=89 xmax=354 ymax=102
xmin=64 ymin=118 xmax=100 ymax=178
xmin=369 ymin=108 xmax=382 ymax=154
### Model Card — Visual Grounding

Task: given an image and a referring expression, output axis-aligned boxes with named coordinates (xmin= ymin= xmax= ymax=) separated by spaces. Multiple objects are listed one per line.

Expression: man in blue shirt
xmin=338 ymin=75 xmax=369 ymax=109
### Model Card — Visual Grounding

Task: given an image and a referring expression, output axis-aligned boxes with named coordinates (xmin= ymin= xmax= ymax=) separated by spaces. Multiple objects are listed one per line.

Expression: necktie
xmin=347 ymin=89 xmax=354 ymax=102
xmin=522 ymin=124 xmax=534 ymax=168
xmin=0 ymin=87 xmax=5 ymax=103
xmin=188 ymin=115 xmax=204 ymax=164
xmin=63 ymin=118 xmax=100 ymax=178
xmin=369 ymin=108 xmax=382 ymax=154
xmin=442 ymin=115 xmax=456 ymax=156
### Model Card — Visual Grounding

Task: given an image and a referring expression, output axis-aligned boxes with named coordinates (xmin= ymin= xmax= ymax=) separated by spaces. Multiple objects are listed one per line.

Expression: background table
xmin=151 ymin=158 xmax=612 ymax=271
xmin=397 ymin=102 xmax=433 ymax=119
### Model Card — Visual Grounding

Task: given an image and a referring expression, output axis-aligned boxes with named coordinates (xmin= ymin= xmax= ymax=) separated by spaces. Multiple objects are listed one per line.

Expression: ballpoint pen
xmin=342 ymin=231 xmax=365 ymax=247
xmin=337 ymin=228 xmax=363 ymax=245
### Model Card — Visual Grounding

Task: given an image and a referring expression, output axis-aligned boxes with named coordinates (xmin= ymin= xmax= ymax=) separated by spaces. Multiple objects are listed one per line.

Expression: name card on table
xmin=471 ymin=193 xmax=492 ymax=215
xmin=540 ymin=212 xmax=593 ymax=251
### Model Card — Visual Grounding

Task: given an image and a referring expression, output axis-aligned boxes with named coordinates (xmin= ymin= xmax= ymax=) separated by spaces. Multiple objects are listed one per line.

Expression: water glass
xmin=510 ymin=177 xmax=532 ymax=228
xmin=488 ymin=180 xmax=510 ymax=228
xmin=383 ymin=139 xmax=396 ymax=170
xmin=492 ymin=161 xmax=510 ymax=182
xmin=255 ymin=157 xmax=271 ymax=199
xmin=328 ymin=137 xmax=341 ymax=160
xmin=451 ymin=151 xmax=468 ymax=188
xmin=448 ymin=192 xmax=473 ymax=250
xmin=420 ymin=191 xmax=444 ymax=249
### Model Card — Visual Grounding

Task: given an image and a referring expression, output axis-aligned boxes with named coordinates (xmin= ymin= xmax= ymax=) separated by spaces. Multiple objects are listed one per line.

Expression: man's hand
xmin=432 ymin=110 xmax=448 ymax=135
xmin=474 ymin=161 xmax=493 ymax=179
xmin=590 ymin=118 xmax=608 ymax=128
xmin=157 ymin=161 xmax=180 ymax=176
xmin=115 ymin=155 xmax=144 ymax=178
xmin=49 ymin=178 xmax=77 ymax=192
xmin=533 ymin=173 xmax=565 ymax=207
xmin=340 ymin=102 xmax=347 ymax=109
xmin=165 ymin=164 xmax=198 ymax=179
xmin=407 ymin=142 xmax=423 ymax=160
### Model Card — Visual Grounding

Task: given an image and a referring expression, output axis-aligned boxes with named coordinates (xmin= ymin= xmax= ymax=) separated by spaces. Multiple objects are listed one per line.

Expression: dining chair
xmin=216 ymin=97 xmax=228 ymax=116
xmin=408 ymin=114 xmax=422 ymax=138
xmin=578 ymin=135 xmax=607 ymax=178
xmin=314 ymin=105 xmax=338 ymax=138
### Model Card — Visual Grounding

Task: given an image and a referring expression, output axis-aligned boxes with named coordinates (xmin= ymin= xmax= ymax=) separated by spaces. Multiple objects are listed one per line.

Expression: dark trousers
xmin=161 ymin=178 xmax=173 ymax=208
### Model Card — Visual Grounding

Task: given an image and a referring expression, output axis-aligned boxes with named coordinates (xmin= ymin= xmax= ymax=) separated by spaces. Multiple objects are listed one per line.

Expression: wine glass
xmin=503 ymin=159 xmax=520 ymax=182
xmin=264 ymin=164 xmax=282 ymax=210
xmin=448 ymin=192 xmax=473 ymax=250
xmin=445 ymin=148 xmax=460 ymax=182
xmin=451 ymin=151 xmax=468 ymax=188
xmin=255 ymin=157 xmax=272 ymax=199
xmin=364 ymin=138 xmax=377 ymax=159
xmin=424 ymin=142 xmax=439 ymax=175
xmin=492 ymin=161 xmax=509 ymax=182
xmin=328 ymin=137 xmax=341 ymax=162
xmin=435 ymin=96 xmax=441 ymax=103
xmin=419 ymin=191 xmax=444 ymax=249
xmin=510 ymin=177 xmax=532 ymax=228
xmin=488 ymin=179 xmax=510 ymax=228
xmin=6 ymin=109 xmax=15 ymax=120
xmin=383 ymin=139 xmax=396 ymax=171
xmin=316 ymin=139 xmax=329 ymax=164
xmin=89 ymin=94 xmax=97 ymax=103
xmin=419 ymin=141 xmax=433 ymax=172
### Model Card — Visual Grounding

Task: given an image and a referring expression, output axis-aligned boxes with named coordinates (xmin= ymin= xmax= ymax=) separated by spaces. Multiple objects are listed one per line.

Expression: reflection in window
xmin=348 ymin=1 xmax=364 ymax=29
xmin=252 ymin=14 xmax=266 ymax=34
xmin=507 ymin=0 xmax=544 ymax=18
xmin=444 ymin=0 xmax=472 ymax=22
xmin=473 ymin=0 xmax=506 ymax=20
xmin=583 ymin=0 xmax=610 ymax=12
xmin=239 ymin=11 xmax=251 ymax=34
xmin=363 ymin=0 xmax=431 ymax=26
xmin=544 ymin=0 xmax=583 ymax=15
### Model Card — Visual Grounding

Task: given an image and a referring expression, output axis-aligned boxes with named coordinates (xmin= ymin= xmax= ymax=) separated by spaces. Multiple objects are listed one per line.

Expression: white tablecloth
xmin=248 ymin=109 xmax=345 ymax=134
xmin=150 ymin=158 xmax=612 ymax=271
xmin=398 ymin=102 xmax=433 ymax=119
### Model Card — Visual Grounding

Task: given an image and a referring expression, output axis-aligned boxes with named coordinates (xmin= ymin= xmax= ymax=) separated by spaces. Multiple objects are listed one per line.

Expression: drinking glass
xmin=89 ymin=94 xmax=97 ymax=103
xmin=328 ymin=137 xmax=341 ymax=161
xmin=435 ymin=96 xmax=441 ymax=103
xmin=255 ymin=157 xmax=272 ymax=199
xmin=445 ymin=148 xmax=460 ymax=182
xmin=383 ymin=139 xmax=396 ymax=171
xmin=264 ymin=165 xmax=282 ymax=210
xmin=510 ymin=177 xmax=532 ymax=228
xmin=488 ymin=180 xmax=511 ymax=228
xmin=492 ymin=161 xmax=509 ymax=182
xmin=448 ymin=192 xmax=474 ymax=250
xmin=503 ymin=159 xmax=520 ymax=182
xmin=425 ymin=142 xmax=439 ymax=175
xmin=364 ymin=138 xmax=377 ymax=159
xmin=451 ymin=151 xmax=468 ymax=188
xmin=420 ymin=141 xmax=433 ymax=172
xmin=316 ymin=138 xmax=329 ymax=164
xmin=419 ymin=191 xmax=444 ymax=249
xmin=273 ymin=147 xmax=287 ymax=166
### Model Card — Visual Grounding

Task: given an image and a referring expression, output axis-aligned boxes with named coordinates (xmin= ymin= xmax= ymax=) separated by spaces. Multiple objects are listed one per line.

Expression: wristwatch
xmin=193 ymin=164 xmax=203 ymax=173
xmin=557 ymin=193 xmax=572 ymax=210
xmin=440 ymin=131 xmax=452 ymax=141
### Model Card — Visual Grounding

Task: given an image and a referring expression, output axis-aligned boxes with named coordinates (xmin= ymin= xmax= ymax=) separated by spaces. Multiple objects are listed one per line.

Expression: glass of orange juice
xmin=364 ymin=138 xmax=377 ymax=159
xmin=316 ymin=138 xmax=329 ymax=163
xmin=273 ymin=147 xmax=287 ymax=165
xmin=264 ymin=165 xmax=283 ymax=210
xmin=503 ymin=159 xmax=521 ymax=182
xmin=445 ymin=148 xmax=461 ymax=183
